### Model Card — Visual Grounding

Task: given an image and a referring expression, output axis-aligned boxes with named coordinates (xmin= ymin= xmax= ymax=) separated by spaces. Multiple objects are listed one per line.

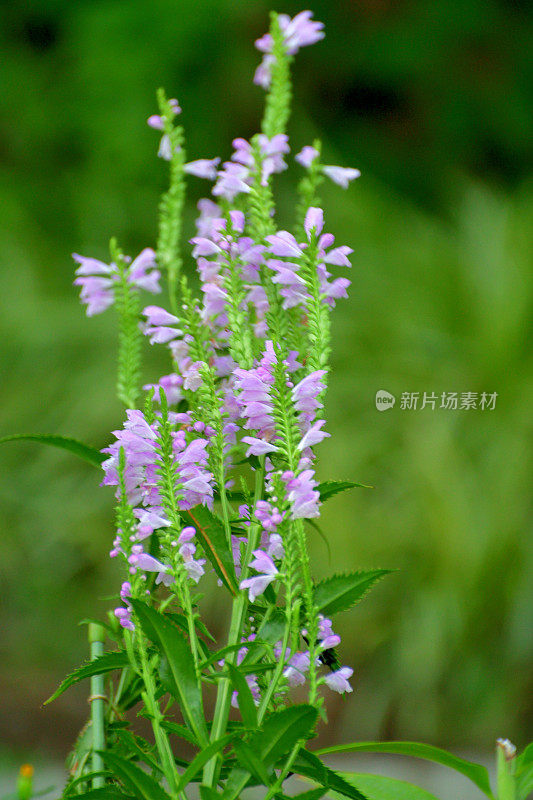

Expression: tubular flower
xmin=239 ymin=549 xmax=279 ymax=601
xmin=265 ymin=210 xmax=353 ymax=310
xmin=254 ymin=11 xmax=325 ymax=88
xmin=324 ymin=666 xmax=354 ymax=694
xmin=73 ymin=249 xmax=161 ymax=317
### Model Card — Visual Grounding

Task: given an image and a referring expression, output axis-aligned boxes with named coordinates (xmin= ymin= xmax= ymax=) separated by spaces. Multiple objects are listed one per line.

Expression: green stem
xmin=89 ymin=623 xmax=106 ymax=789
xmin=497 ymin=740 xmax=516 ymax=800
xmin=202 ymin=459 xmax=266 ymax=787
xmin=136 ymin=626 xmax=181 ymax=799
xmin=263 ymin=741 xmax=301 ymax=800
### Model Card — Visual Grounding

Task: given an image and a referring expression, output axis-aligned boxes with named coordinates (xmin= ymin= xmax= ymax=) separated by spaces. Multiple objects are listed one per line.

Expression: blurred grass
xmin=0 ymin=0 xmax=531 ymax=756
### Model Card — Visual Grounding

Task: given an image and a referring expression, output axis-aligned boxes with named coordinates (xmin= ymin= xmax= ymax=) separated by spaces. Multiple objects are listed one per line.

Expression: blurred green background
xmin=0 ymin=0 xmax=532 ymax=766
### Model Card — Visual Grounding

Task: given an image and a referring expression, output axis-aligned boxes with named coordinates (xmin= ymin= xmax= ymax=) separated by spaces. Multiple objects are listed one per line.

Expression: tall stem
xmin=136 ymin=627 xmax=181 ymax=799
xmin=202 ymin=458 xmax=266 ymax=787
xmin=88 ymin=623 xmax=106 ymax=789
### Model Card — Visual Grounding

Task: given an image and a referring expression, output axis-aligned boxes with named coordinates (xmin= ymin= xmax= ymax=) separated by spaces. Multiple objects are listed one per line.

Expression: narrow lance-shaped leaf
xmin=233 ymin=740 xmax=272 ymax=785
xmin=251 ymin=705 xmax=318 ymax=768
xmin=43 ymin=651 xmax=129 ymax=705
xmin=293 ymin=750 xmax=368 ymax=800
xmin=318 ymin=480 xmax=372 ymax=502
xmin=314 ymin=570 xmax=391 ymax=617
xmin=176 ymin=733 xmax=237 ymax=792
xmin=335 ymin=772 xmax=442 ymax=800
xmin=181 ymin=505 xmax=239 ymax=595
xmin=130 ymin=599 xmax=209 ymax=747
xmin=227 ymin=663 xmax=258 ymax=730
xmin=100 ymin=751 xmax=170 ymax=800
xmin=315 ymin=742 xmax=494 ymax=799
xmin=0 ymin=434 xmax=105 ymax=467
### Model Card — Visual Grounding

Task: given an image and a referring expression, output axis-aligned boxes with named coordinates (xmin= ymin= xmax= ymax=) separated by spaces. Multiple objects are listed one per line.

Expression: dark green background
xmin=1 ymin=0 xmax=532 ymax=761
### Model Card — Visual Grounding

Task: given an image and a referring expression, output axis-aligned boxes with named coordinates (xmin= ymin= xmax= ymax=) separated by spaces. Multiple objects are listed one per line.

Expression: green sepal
xmin=129 ymin=599 xmax=209 ymax=747
xmin=315 ymin=742 xmax=494 ymax=799
xmin=43 ymin=651 xmax=129 ymax=705
xmin=99 ymin=751 xmax=170 ymax=800
xmin=0 ymin=434 xmax=105 ymax=467
xmin=181 ymin=506 xmax=239 ymax=595
xmin=314 ymin=570 xmax=391 ymax=617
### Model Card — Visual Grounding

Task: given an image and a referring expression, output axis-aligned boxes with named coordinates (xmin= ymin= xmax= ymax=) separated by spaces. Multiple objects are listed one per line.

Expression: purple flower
xmin=267 ymin=533 xmax=284 ymax=560
xmin=295 ymin=145 xmax=320 ymax=168
xmin=283 ymin=651 xmax=310 ymax=687
xmin=213 ymin=162 xmax=251 ymax=201
xmin=242 ymin=437 xmax=279 ymax=457
xmin=284 ymin=468 xmax=320 ymax=519
xmin=322 ymin=165 xmax=361 ymax=189
xmin=297 ymin=419 xmax=329 ymax=451
xmin=144 ymin=374 xmax=183 ymax=406
xmin=292 ymin=371 xmax=326 ymax=416
xmin=255 ymin=500 xmax=284 ymax=532
xmin=231 ymin=135 xmax=289 ymax=187
xmin=115 ymin=606 xmax=135 ymax=631
xmin=254 ymin=12 xmax=325 ymax=88
xmin=147 ymin=99 xmax=181 ymax=131
xmin=195 ymin=199 xmax=222 ymax=237
xmin=265 ymin=231 xmax=303 ymax=258
xmin=304 ymin=207 xmax=324 ymax=238
xmin=184 ymin=158 xmax=221 ymax=180
xmin=239 ymin=548 xmax=279 ymax=601
xmin=324 ymin=666 xmax=353 ymax=694
xmin=73 ymin=249 xmax=161 ymax=317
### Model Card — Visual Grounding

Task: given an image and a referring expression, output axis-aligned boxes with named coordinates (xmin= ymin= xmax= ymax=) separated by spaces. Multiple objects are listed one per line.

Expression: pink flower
xmin=322 ymin=166 xmax=361 ymax=189
xmin=324 ymin=667 xmax=353 ymax=694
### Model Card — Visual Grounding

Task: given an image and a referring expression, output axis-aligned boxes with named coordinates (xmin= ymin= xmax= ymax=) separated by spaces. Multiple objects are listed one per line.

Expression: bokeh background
xmin=1 ymin=0 xmax=532 ymax=779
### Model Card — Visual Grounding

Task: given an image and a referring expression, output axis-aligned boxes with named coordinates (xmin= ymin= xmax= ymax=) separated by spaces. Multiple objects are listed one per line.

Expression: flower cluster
xmin=77 ymin=10 xmax=361 ymax=716
xmin=73 ymin=248 xmax=161 ymax=316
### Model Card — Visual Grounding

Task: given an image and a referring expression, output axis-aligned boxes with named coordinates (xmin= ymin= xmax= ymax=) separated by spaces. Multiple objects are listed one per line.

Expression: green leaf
xmin=233 ymin=740 xmax=272 ymax=785
xmin=199 ymin=786 xmax=222 ymax=800
xmin=294 ymin=750 xmax=368 ymax=800
xmin=100 ymin=751 xmax=170 ymax=800
xmin=130 ymin=599 xmax=208 ymax=747
xmin=161 ymin=720 xmax=199 ymax=747
xmin=0 ymin=433 xmax=105 ymax=467
xmin=291 ymin=789 xmax=329 ymax=800
xmin=227 ymin=664 xmax=258 ymax=729
xmin=516 ymin=742 xmax=533 ymax=800
xmin=222 ymin=706 xmax=319 ymax=800
xmin=336 ymin=773 xmax=441 ymax=800
xmin=314 ymin=570 xmax=391 ymax=617
xmin=315 ymin=742 xmax=494 ymax=799
xmin=64 ymin=789 xmax=135 ymax=800
xmin=181 ymin=506 xmax=238 ymax=595
xmin=318 ymin=480 xmax=372 ymax=502
xmin=252 ymin=705 xmax=318 ymax=768
xmin=176 ymin=734 xmax=237 ymax=791
xmin=43 ymin=651 xmax=129 ymax=705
